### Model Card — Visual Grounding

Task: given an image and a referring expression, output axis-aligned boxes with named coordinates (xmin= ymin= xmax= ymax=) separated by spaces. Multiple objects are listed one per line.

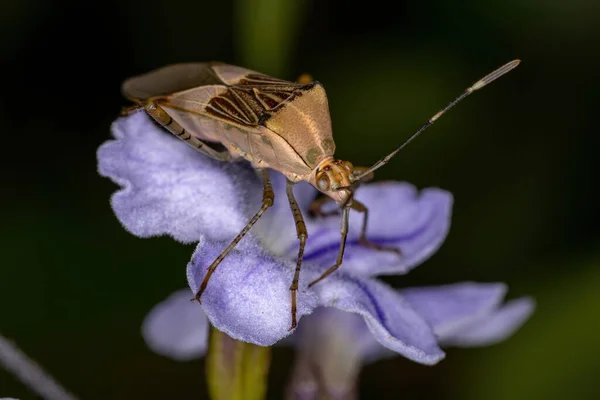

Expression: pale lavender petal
xmin=442 ymin=297 xmax=535 ymax=347
xmin=186 ymin=232 xmax=442 ymax=363
xmin=296 ymin=182 xmax=452 ymax=277
xmin=287 ymin=353 xmax=358 ymax=400
xmin=97 ymin=111 xmax=262 ymax=243
xmin=286 ymin=355 xmax=319 ymax=400
xmin=187 ymin=236 xmax=319 ymax=346
xmin=141 ymin=289 xmax=209 ymax=361
xmin=287 ymin=307 xmax=376 ymax=399
xmin=401 ymin=282 xmax=508 ymax=339
xmin=310 ymin=271 xmax=445 ymax=365
xmin=292 ymin=283 xmax=532 ymax=367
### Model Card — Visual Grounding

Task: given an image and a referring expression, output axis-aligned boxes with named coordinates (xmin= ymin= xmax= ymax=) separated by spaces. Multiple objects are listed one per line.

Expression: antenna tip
xmin=471 ymin=59 xmax=522 ymax=90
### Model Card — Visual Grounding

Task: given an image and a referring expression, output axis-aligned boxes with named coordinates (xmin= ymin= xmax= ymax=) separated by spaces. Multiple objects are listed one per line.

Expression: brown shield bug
xmin=122 ymin=60 xmax=520 ymax=329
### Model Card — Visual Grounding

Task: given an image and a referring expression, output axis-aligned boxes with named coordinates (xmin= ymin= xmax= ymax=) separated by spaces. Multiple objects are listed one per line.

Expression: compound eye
xmin=341 ymin=161 xmax=354 ymax=171
xmin=317 ymin=177 xmax=330 ymax=191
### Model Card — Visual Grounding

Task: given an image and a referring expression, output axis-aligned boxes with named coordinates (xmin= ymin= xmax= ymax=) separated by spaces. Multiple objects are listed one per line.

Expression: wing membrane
xmin=121 ymin=62 xmax=329 ymax=176
xmin=157 ymin=65 xmax=313 ymax=129
xmin=122 ymin=63 xmax=220 ymax=101
xmin=123 ymin=62 xmax=319 ymax=141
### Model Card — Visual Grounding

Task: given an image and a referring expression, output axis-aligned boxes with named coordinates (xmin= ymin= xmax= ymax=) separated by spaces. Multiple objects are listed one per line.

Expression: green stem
xmin=206 ymin=327 xmax=271 ymax=400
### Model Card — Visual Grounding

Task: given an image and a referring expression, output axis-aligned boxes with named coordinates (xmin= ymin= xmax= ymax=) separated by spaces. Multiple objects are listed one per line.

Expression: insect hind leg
xmin=143 ymin=101 xmax=232 ymax=162
xmin=194 ymin=169 xmax=274 ymax=303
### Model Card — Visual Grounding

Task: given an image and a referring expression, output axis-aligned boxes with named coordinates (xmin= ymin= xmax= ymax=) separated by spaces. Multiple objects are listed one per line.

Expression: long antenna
xmin=353 ymin=59 xmax=521 ymax=182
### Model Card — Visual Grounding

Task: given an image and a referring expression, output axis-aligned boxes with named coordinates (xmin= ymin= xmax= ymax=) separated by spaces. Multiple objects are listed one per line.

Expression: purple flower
xmin=287 ymin=286 xmax=534 ymax=398
xmin=98 ymin=112 xmax=534 ymax=367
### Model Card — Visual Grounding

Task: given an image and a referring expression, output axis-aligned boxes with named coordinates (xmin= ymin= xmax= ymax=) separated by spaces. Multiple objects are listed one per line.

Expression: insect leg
xmin=310 ymin=196 xmax=339 ymax=218
xmin=194 ymin=169 xmax=274 ymax=302
xmin=285 ymin=180 xmax=308 ymax=330
xmin=307 ymin=206 xmax=350 ymax=288
xmin=351 ymin=200 xmax=402 ymax=255
xmin=143 ymin=101 xmax=233 ymax=162
xmin=120 ymin=104 xmax=142 ymax=116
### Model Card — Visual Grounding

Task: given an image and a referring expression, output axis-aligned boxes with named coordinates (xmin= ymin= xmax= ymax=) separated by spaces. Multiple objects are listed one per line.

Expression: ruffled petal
xmin=97 ymin=112 xmax=262 ymax=243
xmin=310 ymin=271 xmax=445 ymax=365
xmin=291 ymin=283 xmax=533 ymax=367
xmin=288 ymin=307 xmax=379 ymax=398
xmin=441 ymin=297 xmax=535 ymax=347
xmin=186 ymin=232 xmax=443 ymax=365
xmin=297 ymin=182 xmax=452 ymax=277
xmin=141 ymin=289 xmax=209 ymax=361
xmin=401 ymin=282 xmax=508 ymax=339
xmin=187 ymin=236 xmax=319 ymax=346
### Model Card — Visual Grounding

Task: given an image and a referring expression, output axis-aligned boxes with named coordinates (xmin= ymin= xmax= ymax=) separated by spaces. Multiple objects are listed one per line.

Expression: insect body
xmin=122 ymin=60 xmax=520 ymax=329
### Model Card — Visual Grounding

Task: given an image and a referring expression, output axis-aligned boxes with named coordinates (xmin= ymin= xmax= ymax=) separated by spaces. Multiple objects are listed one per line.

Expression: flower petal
xmin=187 ymin=236 xmax=319 ymax=346
xmin=297 ymin=182 xmax=452 ymax=277
xmin=401 ymin=282 xmax=508 ymax=340
xmin=310 ymin=271 xmax=445 ymax=365
xmin=288 ymin=307 xmax=377 ymax=398
xmin=141 ymin=289 xmax=209 ymax=361
xmin=97 ymin=112 xmax=262 ymax=243
xmin=441 ymin=297 xmax=535 ymax=347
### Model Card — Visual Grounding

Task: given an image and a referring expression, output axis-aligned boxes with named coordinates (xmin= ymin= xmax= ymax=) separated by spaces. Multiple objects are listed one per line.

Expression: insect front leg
xmin=194 ymin=169 xmax=274 ymax=303
xmin=310 ymin=196 xmax=339 ymax=218
xmin=285 ymin=180 xmax=308 ymax=330
xmin=120 ymin=104 xmax=142 ymax=116
xmin=143 ymin=101 xmax=232 ymax=162
xmin=351 ymin=200 xmax=402 ymax=255
xmin=308 ymin=206 xmax=350 ymax=288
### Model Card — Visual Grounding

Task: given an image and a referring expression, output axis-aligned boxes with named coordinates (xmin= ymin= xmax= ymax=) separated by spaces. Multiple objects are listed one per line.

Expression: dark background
xmin=1 ymin=0 xmax=599 ymax=398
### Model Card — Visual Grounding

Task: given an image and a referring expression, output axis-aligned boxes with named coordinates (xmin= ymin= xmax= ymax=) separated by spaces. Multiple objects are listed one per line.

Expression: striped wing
xmin=164 ymin=64 xmax=312 ymax=130
xmin=121 ymin=63 xmax=220 ymax=101
xmin=122 ymin=62 xmax=311 ymax=130
xmin=161 ymin=64 xmax=335 ymax=169
xmin=122 ymin=63 xmax=335 ymax=172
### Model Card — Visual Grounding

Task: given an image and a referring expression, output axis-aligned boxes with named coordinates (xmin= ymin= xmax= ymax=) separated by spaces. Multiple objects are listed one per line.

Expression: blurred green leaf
xmin=234 ymin=0 xmax=307 ymax=77
xmin=0 ymin=0 xmax=46 ymax=54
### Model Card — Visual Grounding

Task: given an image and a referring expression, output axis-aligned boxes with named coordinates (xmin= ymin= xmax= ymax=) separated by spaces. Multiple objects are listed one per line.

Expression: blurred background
xmin=1 ymin=0 xmax=599 ymax=398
